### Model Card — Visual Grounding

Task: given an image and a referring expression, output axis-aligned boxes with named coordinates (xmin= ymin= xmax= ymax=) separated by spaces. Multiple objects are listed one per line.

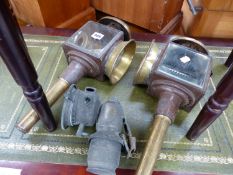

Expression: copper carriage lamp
xmin=134 ymin=37 xmax=212 ymax=175
xmin=17 ymin=17 xmax=136 ymax=133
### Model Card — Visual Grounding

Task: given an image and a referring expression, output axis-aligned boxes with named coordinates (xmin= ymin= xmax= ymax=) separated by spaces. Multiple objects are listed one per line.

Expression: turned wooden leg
xmin=225 ymin=49 xmax=233 ymax=67
xmin=186 ymin=63 xmax=233 ymax=141
xmin=0 ymin=0 xmax=56 ymax=132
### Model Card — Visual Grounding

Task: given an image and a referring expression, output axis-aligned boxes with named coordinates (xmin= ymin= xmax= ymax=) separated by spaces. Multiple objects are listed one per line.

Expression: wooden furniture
xmin=0 ymin=160 xmax=212 ymax=175
xmin=182 ymin=0 xmax=233 ymax=38
xmin=186 ymin=52 xmax=233 ymax=141
xmin=203 ymin=0 xmax=233 ymax=10
xmin=91 ymin=0 xmax=184 ymax=34
xmin=225 ymin=49 xmax=233 ymax=67
xmin=0 ymin=0 xmax=56 ymax=132
xmin=9 ymin=0 xmax=96 ymax=29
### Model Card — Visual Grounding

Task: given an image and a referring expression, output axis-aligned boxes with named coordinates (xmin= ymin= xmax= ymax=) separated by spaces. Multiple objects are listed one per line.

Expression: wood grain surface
xmin=10 ymin=0 xmax=95 ymax=28
xmin=203 ymin=0 xmax=233 ymax=11
xmin=91 ymin=0 xmax=183 ymax=33
xmin=182 ymin=0 xmax=233 ymax=38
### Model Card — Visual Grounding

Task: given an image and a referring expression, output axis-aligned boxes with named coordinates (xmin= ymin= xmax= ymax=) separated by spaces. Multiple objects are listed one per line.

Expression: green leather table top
xmin=0 ymin=34 xmax=233 ymax=174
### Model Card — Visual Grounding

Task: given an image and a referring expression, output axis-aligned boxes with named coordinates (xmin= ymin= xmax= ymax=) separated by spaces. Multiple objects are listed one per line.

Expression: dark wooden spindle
xmin=225 ymin=49 xmax=233 ymax=67
xmin=186 ymin=63 xmax=233 ymax=141
xmin=0 ymin=0 xmax=56 ymax=132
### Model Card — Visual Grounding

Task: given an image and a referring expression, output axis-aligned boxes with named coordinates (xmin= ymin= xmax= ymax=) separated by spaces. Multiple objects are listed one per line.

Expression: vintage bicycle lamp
xmin=134 ymin=37 xmax=212 ymax=175
xmin=17 ymin=17 xmax=136 ymax=133
xmin=61 ymin=85 xmax=101 ymax=137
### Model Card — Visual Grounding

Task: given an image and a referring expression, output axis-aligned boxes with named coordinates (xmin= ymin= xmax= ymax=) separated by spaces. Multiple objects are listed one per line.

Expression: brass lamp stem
xmin=16 ymin=61 xmax=87 ymax=133
xmin=136 ymin=92 xmax=182 ymax=175
xmin=16 ymin=78 xmax=70 ymax=133
xmin=136 ymin=115 xmax=171 ymax=175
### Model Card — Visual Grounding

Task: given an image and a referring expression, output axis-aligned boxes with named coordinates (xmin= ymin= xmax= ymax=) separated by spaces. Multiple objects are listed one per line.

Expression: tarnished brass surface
xmin=105 ymin=40 xmax=136 ymax=84
xmin=16 ymin=78 xmax=70 ymax=133
xmin=133 ymin=41 xmax=160 ymax=85
xmin=46 ymin=78 xmax=70 ymax=105
xmin=136 ymin=115 xmax=171 ymax=175
xmin=98 ymin=16 xmax=132 ymax=40
xmin=170 ymin=36 xmax=209 ymax=55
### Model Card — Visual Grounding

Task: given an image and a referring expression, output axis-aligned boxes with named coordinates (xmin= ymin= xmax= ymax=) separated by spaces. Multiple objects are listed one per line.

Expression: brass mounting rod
xmin=136 ymin=114 xmax=171 ymax=175
xmin=16 ymin=78 xmax=69 ymax=133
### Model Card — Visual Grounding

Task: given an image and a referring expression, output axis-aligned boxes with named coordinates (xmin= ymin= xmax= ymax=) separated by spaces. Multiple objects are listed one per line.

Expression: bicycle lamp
xmin=87 ymin=99 xmax=136 ymax=175
xmin=61 ymin=85 xmax=101 ymax=137
xmin=134 ymin=37 xmax=212 ymax=175
xmin=17 ymin=17 xmax=136 ymax=133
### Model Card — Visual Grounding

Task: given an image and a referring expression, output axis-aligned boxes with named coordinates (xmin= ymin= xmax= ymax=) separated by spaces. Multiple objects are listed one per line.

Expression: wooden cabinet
xmin=10 ymin=0 xmax=96 ymax=29
xmin=91 ymin=0 xmax=184 ymax=33
xmin=203 ymin=0 xmax=233 ymax=11
xmin=182 ymin=0 xmax=233 ymax=38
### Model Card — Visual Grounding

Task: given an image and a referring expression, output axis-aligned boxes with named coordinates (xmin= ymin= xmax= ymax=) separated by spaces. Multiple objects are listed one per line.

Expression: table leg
xmin=225 ymin=49 xmax=233 ymax=67
xmin=186 ymin=63 xmax=233 ymax=141
xmin=0 ymin=0 xmax=56 ymax=132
